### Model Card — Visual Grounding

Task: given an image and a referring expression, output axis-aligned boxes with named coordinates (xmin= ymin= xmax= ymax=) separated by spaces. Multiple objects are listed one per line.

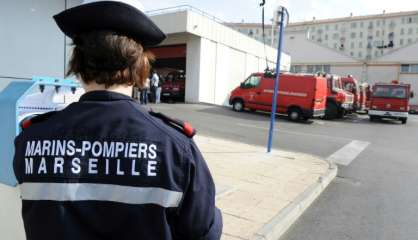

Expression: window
xmin=408 ymin=17 xmax=413 ymax=23
xmin=307 ymin=65 xmax=330 ymax=73
xmin=317 ymin=29 xmax=323 ymax=34
xmin=314 ymin=65 xmax=323 ymax=73
xmin=325 ymin=25 xmax=329 ymax=31
xmin=351 ymin=42 xmax=355 ymax=49
xmin=311 ymin=35 xmax=316 ymax=40
xmin=402 ymin=18 xmax=405 ymax=24
xmin=335 ymin=24 xmax=338 ymax=30
xmin=373 ymin=86 xmax=407 ymax=99
xmin=242 ymin=75 xmax=261 ymax=88
xmin=408 ymin=28 xmax=413 ymax=35
xmin=307 ymin=65 xmax=314 ymax=73
xmin=360 ymin=22 xmax=364 ymax=28
xmin=359 ymin=32 xmax=363 ymax=38
xmin=350 ymin=52 xmax=354 ymax=56
xmin=359 ymin=42 xmax=363 ymax=48
xmin=290 ymin=65 xmax=302 ymax=73
xmin=375 ymin=51 xmax=379 ymax=57
xmin=351 ymin=32 xmax=356 ymax=38
xmin=389 ymin=32 xmax=395 ymax=39
xmin=351 ymin=22 xmax=357 ymax=28
xmin=400 ymin=64 xmax=418 ymax=73
xmin=401 ymin=28 xmax=405 ymax=35
xmin=376 ymin=30 xmax=380 ymax=37
xmin=401 ymin=64 xmax=410 ymax=73
xmin=358 ymin=52 xmax=363 ymax=58
xmin=408 ymin=38 xmax=413 ymax=44
xmin=325 ymin=34 xmax=329 ymax=40
xmin=377 ymin=20 xmax=380 ymax=27
xmin=400 ymin=39 xmax=404 ymax=45
xmin=333 ymin=33 xmax=339 ymax=40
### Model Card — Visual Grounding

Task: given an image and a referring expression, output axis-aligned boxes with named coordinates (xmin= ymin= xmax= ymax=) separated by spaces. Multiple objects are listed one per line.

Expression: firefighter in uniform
xmin=13 ymin=1 xmax=223 ymax=239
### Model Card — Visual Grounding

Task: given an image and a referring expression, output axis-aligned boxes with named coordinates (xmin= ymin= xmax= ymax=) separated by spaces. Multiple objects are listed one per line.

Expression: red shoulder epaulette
xmin=149 ymin=111 xmax=196 ymax=138
xmin=20 ymin=111 xmax=57 ymax=130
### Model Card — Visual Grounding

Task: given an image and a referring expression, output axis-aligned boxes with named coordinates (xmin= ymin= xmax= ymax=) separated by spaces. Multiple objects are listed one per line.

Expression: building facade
xmin=283 ymin=30 xmax=418 ymax=106
xmin=228 ymin=10 xmax=418 ymax=61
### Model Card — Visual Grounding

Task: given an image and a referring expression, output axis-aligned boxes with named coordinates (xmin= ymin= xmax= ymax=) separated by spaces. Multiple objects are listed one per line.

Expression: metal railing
xmin=146 ymin=5 xmax=225 ymax=24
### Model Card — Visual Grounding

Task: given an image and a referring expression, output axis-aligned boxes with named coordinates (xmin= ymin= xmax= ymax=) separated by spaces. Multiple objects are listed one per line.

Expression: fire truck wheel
xmin=288 ymin=108 xmax=302 ymax=121
xmin=232 ymin=99 xmax=244 ymax=112
xmin=401 ymin=118 xmax=407 ymax=124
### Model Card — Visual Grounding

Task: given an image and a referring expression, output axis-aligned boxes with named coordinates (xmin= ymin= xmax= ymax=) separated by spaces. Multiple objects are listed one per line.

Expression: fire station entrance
xmin=149 ymin=44 xmax=187 ymax=102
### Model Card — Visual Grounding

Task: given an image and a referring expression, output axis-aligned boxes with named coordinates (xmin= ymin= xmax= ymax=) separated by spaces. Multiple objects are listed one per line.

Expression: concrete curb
xmin=252 ymin=165 xmax=338 ymax=240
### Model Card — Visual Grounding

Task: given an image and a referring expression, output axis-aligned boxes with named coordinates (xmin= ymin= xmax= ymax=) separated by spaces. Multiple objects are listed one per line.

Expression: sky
xmin=141 ymin=0 xmax=418 ymax=23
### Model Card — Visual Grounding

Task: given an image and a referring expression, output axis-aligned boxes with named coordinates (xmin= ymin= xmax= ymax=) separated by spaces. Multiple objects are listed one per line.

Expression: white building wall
xmin=331 ymin=65 xmax=364 ymax=81
xmin=198 ymin=38 xmax=217 ymax=103
xmin=399 ymin=74 xmax=418 ymax=105
xmin=192 ymin=37 xmax=268 ymax=106
xmin=0 ymin=0 xmax=67 ymax=79
xmin=185 ymin=36 xmax=201 ymax=103
xmin=366 ymin=65 xmax=399 ymax=83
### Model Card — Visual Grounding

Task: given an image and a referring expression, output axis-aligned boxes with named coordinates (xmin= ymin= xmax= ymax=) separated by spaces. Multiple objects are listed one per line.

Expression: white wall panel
xmin=399 ymin=74 xmax=418 ymax=105
xmin=214 ymin=44 xmax=231 ymax=105
xmin=185 ymin=36 xmax=201 ymax=103
xmin=0 ymin=0 xmax=66 ymax=79
xmin=367 ymin=66 xmax=399 ymax=84
xmin=198 ymin=38 xmax=216 ymax=103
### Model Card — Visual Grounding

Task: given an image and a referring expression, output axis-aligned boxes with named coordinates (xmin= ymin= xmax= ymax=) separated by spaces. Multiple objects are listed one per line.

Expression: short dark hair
xmin=66 ymin=31 xmax=154 ymax=88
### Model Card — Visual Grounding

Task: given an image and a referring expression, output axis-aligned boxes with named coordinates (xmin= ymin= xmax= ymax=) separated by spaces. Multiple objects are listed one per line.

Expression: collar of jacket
xmin=79 ymin=90 xmax=134 ymax=102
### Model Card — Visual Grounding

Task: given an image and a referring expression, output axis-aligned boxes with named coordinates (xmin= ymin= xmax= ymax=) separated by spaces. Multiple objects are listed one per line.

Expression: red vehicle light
xmin=336 ymin=92 xmax=346 ymax=103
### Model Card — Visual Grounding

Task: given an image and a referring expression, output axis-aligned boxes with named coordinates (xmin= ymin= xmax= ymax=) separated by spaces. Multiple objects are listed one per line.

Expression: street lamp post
xmin=267 ymin=6 xmax=289 ymax=153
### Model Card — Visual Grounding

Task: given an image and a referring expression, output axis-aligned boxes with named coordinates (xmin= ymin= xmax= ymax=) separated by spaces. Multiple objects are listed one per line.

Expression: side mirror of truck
xmin=240 ymin=82 xmax=245 ymax=88
xmin=410 ymin=91 xmax=415 ymax=99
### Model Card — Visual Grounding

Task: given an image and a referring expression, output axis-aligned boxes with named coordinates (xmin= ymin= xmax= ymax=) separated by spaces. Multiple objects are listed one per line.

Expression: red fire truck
xmin=229 ymin=72 xmax=327 ymax=121
xmin=369 ymin=81 xmax=414 ymax=124
xmin=341 ymin=75 xmax=367 ymax=112
xmin=161 ymin=70 xmax=186 ymax=102
xmin=325 ymin=75 xmax=354 ymax=119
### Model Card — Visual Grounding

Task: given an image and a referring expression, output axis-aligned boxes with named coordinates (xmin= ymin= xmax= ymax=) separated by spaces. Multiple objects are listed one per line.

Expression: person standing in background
xmin=150 ymin=69 xmax=159 ymax=103
xmin=156 ymin=73 xmax=162 ymax=103
xmin=141 ymin=77 xmax=150 ymax=105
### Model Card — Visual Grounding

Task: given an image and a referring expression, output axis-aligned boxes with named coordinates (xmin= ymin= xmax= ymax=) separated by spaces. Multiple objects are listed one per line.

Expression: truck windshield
xmin=242 ymin=75 xmax=261 ymax=88
xmin=373 ymin=86 xmax=407 ymax=99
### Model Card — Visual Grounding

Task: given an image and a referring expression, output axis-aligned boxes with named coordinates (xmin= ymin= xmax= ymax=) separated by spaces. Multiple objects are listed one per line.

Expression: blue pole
xmin=267 ymin=7 xmax=286 ymax=153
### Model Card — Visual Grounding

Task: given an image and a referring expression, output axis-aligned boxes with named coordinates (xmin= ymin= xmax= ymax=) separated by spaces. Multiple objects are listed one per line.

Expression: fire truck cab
xmin=325 ymin=75 xmax=354 ymax=119
xmin=369 ymin=81 xmax=414 ymax=124
xmin=341 ymin=75 xmax=367 ymax=112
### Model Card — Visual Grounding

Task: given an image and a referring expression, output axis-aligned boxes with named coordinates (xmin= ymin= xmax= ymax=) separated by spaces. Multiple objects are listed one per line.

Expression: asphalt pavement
xmin=148 ymin=103 xmax=418 ymax=240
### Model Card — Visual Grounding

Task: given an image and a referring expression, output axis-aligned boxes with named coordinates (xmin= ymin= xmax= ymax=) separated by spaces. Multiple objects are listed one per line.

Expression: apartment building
xmin=228 ymin=10 xmax=418 ymax=60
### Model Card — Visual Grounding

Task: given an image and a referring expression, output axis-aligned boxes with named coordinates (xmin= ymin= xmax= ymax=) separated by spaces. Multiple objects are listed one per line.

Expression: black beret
xmin=53 ymin=1 xmax=166 ymax=47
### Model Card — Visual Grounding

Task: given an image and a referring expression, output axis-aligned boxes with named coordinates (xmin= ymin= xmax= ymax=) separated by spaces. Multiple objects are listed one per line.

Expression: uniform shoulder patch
xmin=20 ymin=111 xmax=58 ymax=130
xmin=149 ymin=111 xmax=196 ymax=138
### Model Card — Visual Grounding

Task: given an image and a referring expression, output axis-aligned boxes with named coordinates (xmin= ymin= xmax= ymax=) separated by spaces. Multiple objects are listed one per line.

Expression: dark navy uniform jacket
xmin=13 ymin=90 xmax=222 ymax=240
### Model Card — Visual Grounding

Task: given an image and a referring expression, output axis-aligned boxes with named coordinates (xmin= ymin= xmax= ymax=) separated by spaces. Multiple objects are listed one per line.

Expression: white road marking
xmin=326 ymin=140 xmax=370 ymax=166
xmin=236 ymin=123 xmax=352 ymax=141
